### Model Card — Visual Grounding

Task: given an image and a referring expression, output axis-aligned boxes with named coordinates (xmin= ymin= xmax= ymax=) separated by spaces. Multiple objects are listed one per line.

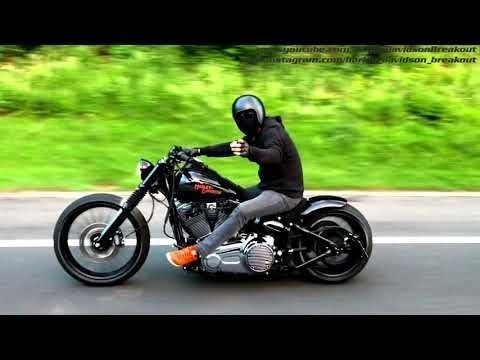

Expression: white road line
xmin=0 ymin=238 xmax=175 ymax=247
xmin=374 ymin=236 xmax=480 ymax=244
xmin=0 ymin=237 xmax=479 ymax=247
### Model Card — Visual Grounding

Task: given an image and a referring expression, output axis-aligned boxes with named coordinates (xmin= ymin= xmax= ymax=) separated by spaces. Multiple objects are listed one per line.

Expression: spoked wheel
xmin=53 ymin=194 xmax=150 ymax=286
xmin=297 ymin=204 xmax=372 ymax=283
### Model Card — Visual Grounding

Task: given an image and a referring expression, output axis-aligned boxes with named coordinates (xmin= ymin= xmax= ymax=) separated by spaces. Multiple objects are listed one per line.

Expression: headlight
xmin=136 ymin=159 xmax=153 ymax=179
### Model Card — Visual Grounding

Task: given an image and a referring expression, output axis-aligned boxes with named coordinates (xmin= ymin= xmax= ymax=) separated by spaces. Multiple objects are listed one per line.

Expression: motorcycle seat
xmin=261 ymin=197 xmax=310 ymax=222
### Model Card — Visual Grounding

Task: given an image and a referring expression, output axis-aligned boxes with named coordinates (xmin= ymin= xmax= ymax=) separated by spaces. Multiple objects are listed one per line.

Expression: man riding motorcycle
xmin=166 ymin=94 xmax=305 ymax=267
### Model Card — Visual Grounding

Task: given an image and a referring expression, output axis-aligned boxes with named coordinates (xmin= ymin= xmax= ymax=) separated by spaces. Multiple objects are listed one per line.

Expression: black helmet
xmin=232 ymin=94 xmax=265 ymax=136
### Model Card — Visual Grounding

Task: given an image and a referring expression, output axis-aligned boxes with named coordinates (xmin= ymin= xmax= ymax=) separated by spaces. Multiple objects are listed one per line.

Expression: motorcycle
xmin=53 ymin=145 xmax=373 ymax=286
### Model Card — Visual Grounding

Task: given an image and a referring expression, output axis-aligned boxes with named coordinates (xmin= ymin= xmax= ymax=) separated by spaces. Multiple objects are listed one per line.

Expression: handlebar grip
xmin=178 ymin=152 xmax=191 ymax=162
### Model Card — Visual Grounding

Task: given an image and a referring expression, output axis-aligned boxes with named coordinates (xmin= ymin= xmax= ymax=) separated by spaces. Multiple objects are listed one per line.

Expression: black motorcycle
xmin=53 ymin=146 xmax=373 ymax=286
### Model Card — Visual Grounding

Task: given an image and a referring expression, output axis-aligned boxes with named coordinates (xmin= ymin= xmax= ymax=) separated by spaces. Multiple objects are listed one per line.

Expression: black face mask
xmin=234 ymin=109 xmax=259 ymax=137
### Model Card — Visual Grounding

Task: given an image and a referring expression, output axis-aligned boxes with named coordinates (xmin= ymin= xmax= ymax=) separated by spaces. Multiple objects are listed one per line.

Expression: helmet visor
xmin=234 ymin=109 xmax=259 ymax=136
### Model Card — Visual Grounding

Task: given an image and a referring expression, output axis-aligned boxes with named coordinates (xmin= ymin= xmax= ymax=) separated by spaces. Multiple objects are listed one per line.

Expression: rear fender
xmin=300 ymin=195 xmax=347 ymax=216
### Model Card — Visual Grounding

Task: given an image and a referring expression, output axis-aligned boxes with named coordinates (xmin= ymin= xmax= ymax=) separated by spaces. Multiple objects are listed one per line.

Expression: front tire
xmin=53 ymin=193 xmax=150 ymax=286
xmin=296 ymin=204 xmax=373 ymax=284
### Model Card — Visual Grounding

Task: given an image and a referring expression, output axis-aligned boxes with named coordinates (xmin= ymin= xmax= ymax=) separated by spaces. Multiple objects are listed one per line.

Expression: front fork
xmin=97 ymin=186 xmax=148 ymax=246
xmin=96 ymin=161 xmax=164 ymax=246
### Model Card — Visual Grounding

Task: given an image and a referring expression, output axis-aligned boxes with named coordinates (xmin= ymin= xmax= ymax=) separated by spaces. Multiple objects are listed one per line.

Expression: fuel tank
xmin=175 ymin=159 xmax=241 ymax=202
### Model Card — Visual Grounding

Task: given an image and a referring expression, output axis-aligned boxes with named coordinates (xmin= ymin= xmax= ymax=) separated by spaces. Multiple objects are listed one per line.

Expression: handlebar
xmin=165 ymin=146 xmax=193 ymax=165
xmin=177 ymin=151 xmax=191 ymax=162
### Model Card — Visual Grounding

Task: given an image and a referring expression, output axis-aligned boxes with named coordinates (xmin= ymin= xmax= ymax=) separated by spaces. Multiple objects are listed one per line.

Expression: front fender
xmin=301 ymin=195 xmax=347 ymax=216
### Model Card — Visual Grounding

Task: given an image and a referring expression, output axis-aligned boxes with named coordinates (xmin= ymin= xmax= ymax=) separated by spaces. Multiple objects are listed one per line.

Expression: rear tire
xmin=53 ymin=193 xmax=150 ymax=286
xmin=297 ymin=204 xmax=373 ymax=284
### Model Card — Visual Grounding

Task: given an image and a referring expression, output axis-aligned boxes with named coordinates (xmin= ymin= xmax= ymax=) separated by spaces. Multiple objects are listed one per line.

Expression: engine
xmin=176 ymin=200 xmax=236 ymax=240
xmin=176 ymin=200 xmax=279 ymax=275
xmin=201 ymin=233 xmax=277 ymax=275
xmin=243 ymin=239 xmax=275 ymax=272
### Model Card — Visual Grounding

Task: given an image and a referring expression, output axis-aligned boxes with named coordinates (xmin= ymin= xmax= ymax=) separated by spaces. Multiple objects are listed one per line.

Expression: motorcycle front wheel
xmin=53 ymin=193 xmax=150 ymax=286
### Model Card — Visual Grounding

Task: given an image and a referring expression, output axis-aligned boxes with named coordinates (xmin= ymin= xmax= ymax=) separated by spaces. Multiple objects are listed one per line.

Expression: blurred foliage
xmin=0 ymin=45 xmax=479 ymax=191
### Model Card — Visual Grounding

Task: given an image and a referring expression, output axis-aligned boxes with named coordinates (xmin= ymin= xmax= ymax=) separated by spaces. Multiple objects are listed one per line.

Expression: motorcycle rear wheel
xmin=53 ymin=193 xmax=150 ymax=286
xmin=297 ymin=204 xmax=373 ymax=283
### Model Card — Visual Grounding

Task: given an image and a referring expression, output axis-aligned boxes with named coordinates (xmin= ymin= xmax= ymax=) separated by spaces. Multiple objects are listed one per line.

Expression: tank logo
xmin=194 ymin=183 xmax=222 ymax=195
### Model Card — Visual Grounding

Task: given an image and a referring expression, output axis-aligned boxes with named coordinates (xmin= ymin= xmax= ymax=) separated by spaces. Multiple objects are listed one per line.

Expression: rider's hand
xmin=230 ymin=139 xmax=249 ymax=156
xmin=183 ymin=148 xmax=201 ymax=157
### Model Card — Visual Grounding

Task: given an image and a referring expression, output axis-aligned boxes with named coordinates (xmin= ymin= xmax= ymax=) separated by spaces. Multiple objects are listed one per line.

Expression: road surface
xmin=0 ymin=191 xmax=479 ymax=314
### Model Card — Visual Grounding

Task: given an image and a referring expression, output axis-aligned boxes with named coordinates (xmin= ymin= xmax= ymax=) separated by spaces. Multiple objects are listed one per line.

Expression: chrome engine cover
xmin=244 ymin=241 xmax=275 ymax=273
xmin=202 ymin=233 xmax=276 ymax=274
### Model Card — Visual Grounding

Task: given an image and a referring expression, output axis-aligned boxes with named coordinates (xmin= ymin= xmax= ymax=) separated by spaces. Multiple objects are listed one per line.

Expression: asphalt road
xmin=1 ymin=191 xmax=479 ymax=314
xmin=2 ymin=191 xmax=480 ymax=238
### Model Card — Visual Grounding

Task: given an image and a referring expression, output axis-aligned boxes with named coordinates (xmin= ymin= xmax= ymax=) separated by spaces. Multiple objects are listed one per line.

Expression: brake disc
xmin=78 ymin=223 xmax=121 ymax=263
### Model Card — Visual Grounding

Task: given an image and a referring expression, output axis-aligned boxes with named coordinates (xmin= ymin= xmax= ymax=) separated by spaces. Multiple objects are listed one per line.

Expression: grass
xmin=0 ymin=45 xmax=479 ymax=191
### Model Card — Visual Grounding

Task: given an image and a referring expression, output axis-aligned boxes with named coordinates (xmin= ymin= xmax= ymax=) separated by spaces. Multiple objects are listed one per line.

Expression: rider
xmin=166 ymin=94 xmax=304 ymax=267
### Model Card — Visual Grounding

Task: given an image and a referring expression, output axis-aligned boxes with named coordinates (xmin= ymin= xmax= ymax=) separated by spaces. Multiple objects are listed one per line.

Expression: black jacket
xmin=198 ymin=116 xmax=304 ymax=199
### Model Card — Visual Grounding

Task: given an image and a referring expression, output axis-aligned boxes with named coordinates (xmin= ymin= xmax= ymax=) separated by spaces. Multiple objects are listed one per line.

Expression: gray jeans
xmin=196 ymin=187 xmax=302 ymax=257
